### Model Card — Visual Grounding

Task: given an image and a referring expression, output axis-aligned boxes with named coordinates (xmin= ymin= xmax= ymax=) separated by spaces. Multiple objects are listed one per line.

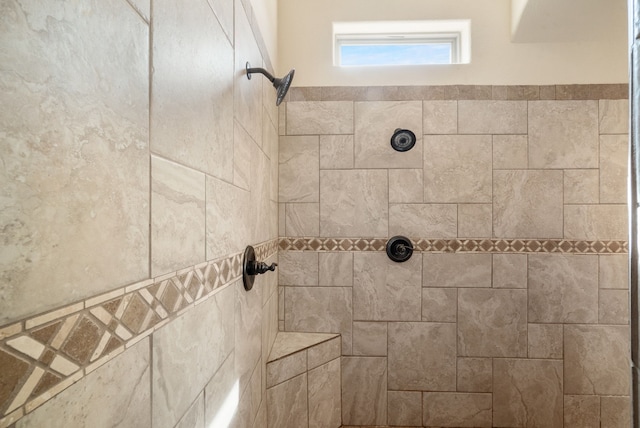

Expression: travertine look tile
xmin=423 ymin=100 xmax=457 ymax=134
xmin=266 ymin=373 xmax=308 ymax=428
xmin=599 ymin=99 xmax=629 ymax=134
xmin=528 ymin=323 xmax=563 ymax=359
xmin=269 ymin=332 xmax=338 ymax=361
xmin=308 ymin=359 xmax=341 ymax=428
xmin=458 ymin=100 xmax=527 ymax=134
xmin=564 ymin=205 xmax=628 ymax=240
xmin=342 ymin=357 xmax=387 ymax=426
xmin=389 ymin=169 xmax=423 ymax=203
xmin=493 ymin=359 xmax=563 ymax=428
xmin=493 ymin=170 xmax=563 ymax=238
xmin=599 ymin=289 xmax=630 ymax=324
xmin=529 ymin=100 xmax=599 ymax=168
xmin=422 ymin=392 xmax=492 ymax=428
xmin=278 ymin=251 xmax=319 ymax=286
xmin=319 ymin=252 xmax=353 ymax=286
xmin=601 ymin=396 xmax=631 ymax=428
xmin=389 ymin=204 xmax=457 ymax=237
xmin=528 ymin=254 xmax=598 ymax=323
xmin=564 ymin=325 xmax=630 ymax=395
xmin=388 ymin=322 xmax=456 ymax=391
xmin=279 ymin=136 xmax=319 ymax=203
xmin=235 ymin=281 xmax=263 ymax=394
xmin=233 ymin=120 xmax=252 ymax=190
xmin=354 ymin=253 xmax=422 ymax=321
xmin=492 ymin=135 xmax=528 ymax=169
xmin=0 ymin=0 xmax=149 ymax=325
xmin=492 ymin=254 xmax=527 ymax=289
xmin=287 ymin=101 xmax=354 ymax=135
xmin=352 ymin=322 xmax=388 ymax=356
xmin=354 ymin=101 xmax=423 ymax=168
xmin=423 ymin=254 xmax=492 ymax=288
xmin=600 ymin=135 xmax=628 ymax=203
xmin=319 ymin=135 xmax=354 ymax=169
xmin=564 ymin=169 xmax=600 ymax=204
xmin=457 ymin=358 xmax=492 ymax=392
xmin=175 ymin=393 xmax=204 ymax=428
xmin=564 ymin=395 xmax=600 ymax=428
xmin=151 ymin=156 xmax=206 ymax=277
xmin=458 ymin=204 xmax=492 ymax=238
xmin=320 ymin=170 xmax=388 ymax=237
xmin=388 ymin=390 xmax=422 ymax=427
xmin=600 ymin=255 xmax=629 ymax=289
xmin=285 ymin=287 xmax=353 ymax=354
xmin=285 ymin=203 xmax=320 ymax=236
xmin=308 ymin=337 xmax=341 ymax=369
xmin=458 ymin=289 xmax=527 ymax=357
xmin=422 ymin=288 xmax=457 ymax=322
xmin=266 ymin=350 xmax=306 ymax=387
xmin=424 ymin=135 xmax=492 ymax=203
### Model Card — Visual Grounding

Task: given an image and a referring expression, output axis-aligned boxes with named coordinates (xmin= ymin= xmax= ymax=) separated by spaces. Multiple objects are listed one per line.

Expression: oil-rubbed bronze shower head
xmin=246 ymin=62 xmax=295 ymax=106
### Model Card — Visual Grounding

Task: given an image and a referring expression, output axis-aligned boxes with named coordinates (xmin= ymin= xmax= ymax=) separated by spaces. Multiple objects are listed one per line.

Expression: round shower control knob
xmin=390 ymin=128 xmax=416 ymax=152
xmin=386 ymin=236 xmax=414 ymax=263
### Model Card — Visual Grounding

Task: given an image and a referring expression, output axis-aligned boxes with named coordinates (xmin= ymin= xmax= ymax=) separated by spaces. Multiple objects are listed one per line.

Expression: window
xmin=333 ymin=20 xmax=471 ymax=67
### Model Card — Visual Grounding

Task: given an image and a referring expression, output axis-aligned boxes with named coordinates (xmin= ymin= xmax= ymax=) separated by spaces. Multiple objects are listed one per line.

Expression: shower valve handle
xmin=249 ymin=261 xmax=277 ymax=275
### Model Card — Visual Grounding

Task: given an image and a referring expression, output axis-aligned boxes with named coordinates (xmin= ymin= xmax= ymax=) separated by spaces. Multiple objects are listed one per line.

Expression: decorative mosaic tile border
xmin=0 ymin=238 xmax=278 ymax=426
xmin=278 ymin=237 xmax=628 ymax=254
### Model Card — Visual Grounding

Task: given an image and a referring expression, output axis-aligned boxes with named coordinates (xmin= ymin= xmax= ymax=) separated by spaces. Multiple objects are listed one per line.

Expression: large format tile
xmin=422 ymin=288 xmax=457 ymax=322
xmin=601 ymin=396 xmax=631 ymax=428
xmin=493 ymin=135 xmax=528 ymax=169
xmin=319 ymin=252 xmax=353 ymax=287
xmin=600 ymin=255 xmax=629 ymax=289
xmin=599 ymin=99 xmax=629 ymax=134
xmin=320 ymin=170 xmax=388 ymax=237
xmin=423 ymin=392 xmax=492 ymax=428
xmin=600 ymin=135 xmax=629 ymax=203
xmin=206 ymin=0 xmax=233 ymax=41
xmin=308 ymin=359 xmax=341 ymax=428
xmin=389 ymin=204 xmax=457 ymax=237
xmin=278 ymin=252 xmax=319 ymax=286
xmin=352 ymin=322 xmax=388 ymax=356
xmin=205 ymin=352 xmax=238 ymax=428
xmin=423 ymin=100 xmax=457 ymax=134
xmin=528 ymin=254 xmax=598 ymax=323
xmin=175 ymin=393 xmax=204 ymax=428
xmin=353 ymin=253 xmax=422 ymax=321
xmin=528 ymin=100 xmax=598 ymax=168
xmin=458 ymin=289 xmax=527 ymax=357
xmin=457 ymin=358 xmax=493 ymax=392
xmin=458 ymin=100 xmax=527 ymax=134
xmin=279 ymin=136 xmax=319 ymax=203
xmin=266 ymin=373 xmax=308 ymax=428
xmin=564 ymin=204 xmax=628 ymax=240
xmin=423 ymin=254 xmax=491 ymax=288
xmin=0 ymin=0 xmax=149 ymax=324
xmin=493 ymin=359 xmax=563 ymax=428
xmin=342 ymin=357 xmax=387 ymax=426
xmin=564 ymin=395 xmax=600 ymax=428
xmin=152 ymin=0 xmax=233 ymax=180
xmin=493 ymin=170 xmax=563 ymax=238
xmin=388 ymin=322 xmax=456 ymax=391
xmin=354 ymin=101 xmax=423 ymax=168
xmin=424 ymin=135 xmax=492 ymax=203
xmin=320 ymin=135 xmax=354 ymax=169
xmin=235 ymin=281 xmax=263 ymax=395
xmin=287 ymin=101 xmax=354 ymax=135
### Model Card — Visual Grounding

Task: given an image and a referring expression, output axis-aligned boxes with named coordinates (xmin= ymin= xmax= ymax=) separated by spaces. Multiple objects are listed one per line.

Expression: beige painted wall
xmin=251 ymin=0 xmax=279 ymax=67
xmin=278 ymin=0 xmax=628 ymax=86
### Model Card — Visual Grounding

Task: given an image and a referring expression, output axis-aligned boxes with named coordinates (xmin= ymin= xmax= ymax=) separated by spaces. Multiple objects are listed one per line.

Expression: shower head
xmin=246 ymin=62 xmax=295 ymax=106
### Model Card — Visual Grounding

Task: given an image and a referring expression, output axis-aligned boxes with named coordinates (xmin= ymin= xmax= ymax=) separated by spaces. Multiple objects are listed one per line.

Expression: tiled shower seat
xmin=266 ymin=332 xmax=341 ymax=428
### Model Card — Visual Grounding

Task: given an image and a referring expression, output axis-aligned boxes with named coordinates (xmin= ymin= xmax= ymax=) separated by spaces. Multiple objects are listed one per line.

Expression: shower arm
xmin=246 ymin=64 xmax=276 ymax=85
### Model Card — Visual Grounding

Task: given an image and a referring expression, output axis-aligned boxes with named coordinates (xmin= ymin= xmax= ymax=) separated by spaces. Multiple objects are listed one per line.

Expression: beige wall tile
xmin=421 ymin=288 xmax=457 ymax=322
xmin=319 ymin=252 xmax=353 ymax=286
xmin=528 ymin=323 xmax=563 ymax=359
xmin=320 ymin=135 xmax=354 ymax=169
xmin=388 ymin=322 xmax=456 ymax=390
xmin=354 ymin=253 xmax=422 ymax=321
xmin=493 ymin=359 xmax=563 ymax=428
xmin=308 ymin=359 xmax=341 ymax=428
xmin=424 ymin=135 xmax=492 ymax=203
xmin=492 ymin=254 xmax=527 ymax=288
xmin=354 ymin=101 xmax=423 ymax=168
xmin=389 ymin=169 xmax=423 ymax=203
xmin=233 ymin=121 xmax=252 ymax=190
xmin=287 ymin=101 xmax=354 ymax=135
xmin=457 ymin=358 xmax=492 ymax=392
xmin=564 ymin=169 xmax=600 ymax=204
xmin=341 ymin=357 xmax=387 ymax=426
xmin=458 ymin=204 xmax=492 ymax=238
xmin=599 ymin=289 xmax=630 ymax=324
xmin=493 ymin=135 xmax=528 ymax=169
xmin=458 ymin=289 xmax=527 ymax=357
xmin=564 ymin=395 xmax=600 ymax=428
xmin=422 ymin=392 xmax=492 ymax=428
xmin=564 ymin=325 xmax=630 ymax=395
xmin=423 ymin=254 xmax=491 ymax=288
xmin=308 ymin=337 xmax=341 ymax=369
xmin=423 ymin=100 xmax=457 ymax=134
xmin=320 ymin=170 xmax=388 ymax=237
xmin=388 ymin=390 xmax=422 ymax=427
xmin=285 ymin=203 xmax=320 ymax=236
xmin=528 ymin=254 xmax=598 ymax=323
xmin=279 ymin=136 xmax=319 ymax=203
xmin=599 ymin=99 xmax=629 ymax=134
xmin=458 ymin=100 xmax=527 ymax=134
xmin=529 ymin=100 xmax=599 ymax=168
xmin=601 ymin=396 xmax=631 ymax=428
xmin=267 ymin=351 xmax=307 ymax=387
xmin=175 ymin=393 xmax=204 ymax=428
xmin=389 ymin=204 xmax=457 ymax=238
xmin=564 ymin=205 xmax=628 ymax=240
xmin=352 ymin=321 xmax=387 ymax=356
xmin=278 ymin=252 xmax=319 ymax=286
xmin=235 ymin=280 xmax=264 ymax=394
xmin=600 ymin=135 xmax=629 ymax=203
xmin=599 ymin=255 xmax=629 ymax=289
xmin=494 ymin=170 xmax=563 ymax=238
xmin=266 ymin=373 xmax=308 ymax=428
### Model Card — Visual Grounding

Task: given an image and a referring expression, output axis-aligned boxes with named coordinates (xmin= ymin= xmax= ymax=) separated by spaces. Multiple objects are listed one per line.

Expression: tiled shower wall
xmin=278 ymin=86 xmax=631 ymax=427
xmin=0 ymin=0 xmax=279 ymax=426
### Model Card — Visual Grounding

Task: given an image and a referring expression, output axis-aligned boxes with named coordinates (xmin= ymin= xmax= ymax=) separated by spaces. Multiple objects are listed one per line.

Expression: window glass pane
xmin=339 ymin=43 xmax=452 ymax=66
